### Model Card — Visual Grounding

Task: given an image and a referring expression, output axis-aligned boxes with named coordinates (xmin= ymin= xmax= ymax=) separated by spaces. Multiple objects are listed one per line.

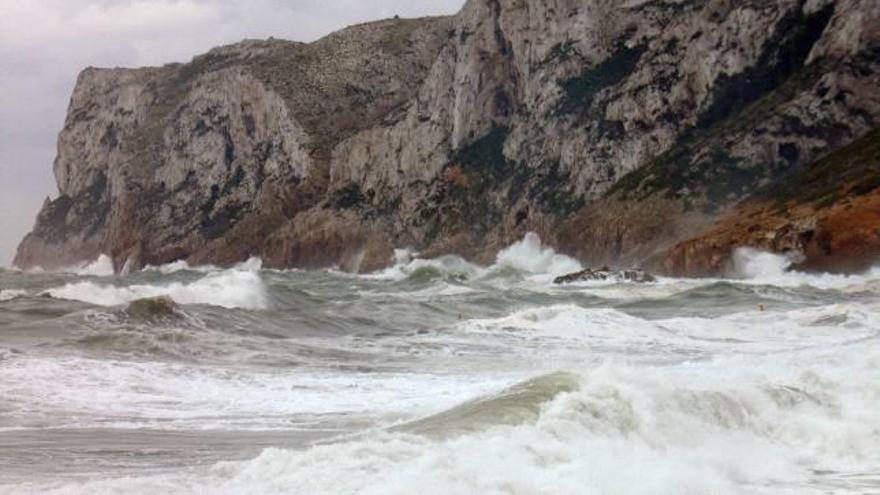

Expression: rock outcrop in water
xmin=14 ymin=0 xmax=880 ymax=274
xmin=553 ymin=267 xmax=656 ymax=284
xmin=124 ymin=296 xmax=183 ymax=322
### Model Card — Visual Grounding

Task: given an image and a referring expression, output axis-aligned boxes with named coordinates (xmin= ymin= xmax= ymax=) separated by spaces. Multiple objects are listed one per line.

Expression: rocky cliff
xmin=660 ymin=126 xmax=880 ymax=275
xmin=15 ymin=0 xmax=880 ymax=275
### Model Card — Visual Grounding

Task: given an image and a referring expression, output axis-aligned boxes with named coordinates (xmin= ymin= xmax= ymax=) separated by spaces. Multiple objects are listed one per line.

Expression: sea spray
xmin=71 ymin=255 xmax=116 ymax=277
xmin=733 ymin=247 xmax=880 ymax=289
xmin=494 ymin=232 xmax=582 ymax=278
xmin=732 ymin=247 xmax=798 ymax=279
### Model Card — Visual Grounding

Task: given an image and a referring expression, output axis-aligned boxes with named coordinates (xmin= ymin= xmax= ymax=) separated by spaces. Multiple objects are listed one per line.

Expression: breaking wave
xmin=141 ymin=257 xmax=262 ymax=275
xmin=56 ymin=254 xmax=116 ymax=277
xmin=494 ymin=232 xmax=583 ymax=279
xmin=451 ymin=302 xmax=879 ymax=362
xmin=21 ymin=343 xmax=880 ymax=494
xmin=369 ymin=252 xmax=483 ymax=282
xmin=141 ymin=260 xmax=213 ymax=274
xmin=0 ymin=290 xmax=26 ymax=302
xmin=44 ymin=264 xmax=268 ymax=310
xmin=397 ymin=372 xmax=580 ymax=438
xmin=368 ymin=233 xmax=582 ymax=283
xmin=3 ymin=237 xmax=880 ymax=494
xmin=732 ymin=247 xmax=880 ymax=290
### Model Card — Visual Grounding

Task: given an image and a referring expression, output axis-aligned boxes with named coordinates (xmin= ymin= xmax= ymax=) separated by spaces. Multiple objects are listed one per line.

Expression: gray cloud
xmin=0 ymin=0 xmax=465 ymax=266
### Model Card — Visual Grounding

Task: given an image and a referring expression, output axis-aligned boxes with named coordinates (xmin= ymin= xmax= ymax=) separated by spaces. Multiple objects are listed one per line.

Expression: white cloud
xmin=0 ymin=0 xmax=465 ymax=265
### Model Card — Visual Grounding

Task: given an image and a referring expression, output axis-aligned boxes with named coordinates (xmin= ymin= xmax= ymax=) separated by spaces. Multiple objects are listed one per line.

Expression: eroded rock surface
xmin=15 ymin=0 xmax=880 ymax=274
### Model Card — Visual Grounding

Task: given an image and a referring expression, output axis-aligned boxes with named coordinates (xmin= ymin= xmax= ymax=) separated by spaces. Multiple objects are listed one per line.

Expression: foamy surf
xmin=1 ymin=236 xmax=879 ymax=494
xmin=141 ymin=260 xmax=216 ymax=274
xmin=0 ymin=289 xmax=26 ymax=301
xmin=13 ymin=346 xmax=879 ymax=495
xmin=44 ymin=265 xmax=268 ymax=310
xmin=493 ymin=232 xmax=583 ymax=281
xmin=364 ymin=233 xmax=582 ymax=284
xmin=733 ymin=247 xmax=880 ymax=290
xmin=0 ymin=353 xmax=513 ymax=432
xmin=141 ymin=257 xmax=263 ymax=275
xmin=366 ymin=253 xmax=484 ymax=282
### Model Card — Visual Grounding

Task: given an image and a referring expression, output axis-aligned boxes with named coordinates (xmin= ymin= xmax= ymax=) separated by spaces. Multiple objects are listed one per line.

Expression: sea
xmin=0 ymin=233 xmax=878 ymax=494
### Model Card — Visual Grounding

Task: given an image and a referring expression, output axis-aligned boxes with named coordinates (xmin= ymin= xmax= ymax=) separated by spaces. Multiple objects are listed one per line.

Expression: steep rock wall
xmin=15 ymin=0 xmax=880 ymax=273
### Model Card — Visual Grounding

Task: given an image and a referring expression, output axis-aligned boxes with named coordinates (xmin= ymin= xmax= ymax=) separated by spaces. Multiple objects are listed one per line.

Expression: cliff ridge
xmin=15 ymin=0 xmax=880 ymax=275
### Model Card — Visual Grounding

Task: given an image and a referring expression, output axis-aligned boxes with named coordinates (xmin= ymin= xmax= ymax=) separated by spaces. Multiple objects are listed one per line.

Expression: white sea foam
xmin=17 ymin=343 xmax=880 ymax=495
xmin=367 ymin=253 xmax=484 ymax=281
xmin=732 ymin=247 xmax=880 ymax=290
xmin=4 ymin=244 xmax=880 ymax=494
xmin=0 ymin=353 xmax=513 ymax=432
xmin=368 ymin=233 xmax=581 ymax=283
xmin=142 ymin=257 xmax=262 ymax=274
xmin=453 ymin=302 xmax=878 ymax=360
xmin=141 ymin=260 xmax=205 ymax=274
xmin=493 ymin=232 xmax=583 ymax=278
xmin=0 ymin=289 xmax=27 ymax=301
xmin=22 ymin=254 xmax=117 ymax=277
xmin=45 ymin=266 xmax=268 ymax=310
xmin=733 ymin=247 xmax=798 ymax=279
xmin=6 ymin=256 xmax=116 ymax=276
xmin=69 ymin=254 xmax=116 ymax=277
xmin=560 ymin=278 xmax=702 ymax=300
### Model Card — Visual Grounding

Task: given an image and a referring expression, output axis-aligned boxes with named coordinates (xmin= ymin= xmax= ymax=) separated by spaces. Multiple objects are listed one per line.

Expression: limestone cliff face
xmin=15 ymin=0 xmax=880 ymax=273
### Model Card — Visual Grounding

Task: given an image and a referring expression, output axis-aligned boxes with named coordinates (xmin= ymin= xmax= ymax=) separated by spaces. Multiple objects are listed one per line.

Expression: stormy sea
xmin=1 ymin=234 xmax=878 ymax=494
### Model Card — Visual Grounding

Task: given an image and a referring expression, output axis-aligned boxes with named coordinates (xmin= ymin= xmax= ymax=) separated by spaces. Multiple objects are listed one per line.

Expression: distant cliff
xmin=15 ymin=0 xmax=880 ymax=274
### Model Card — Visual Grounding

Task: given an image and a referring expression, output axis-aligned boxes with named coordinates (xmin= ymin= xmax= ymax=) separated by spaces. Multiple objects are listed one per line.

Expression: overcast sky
xmin=0 ymin=0 xmax=465 ymax=266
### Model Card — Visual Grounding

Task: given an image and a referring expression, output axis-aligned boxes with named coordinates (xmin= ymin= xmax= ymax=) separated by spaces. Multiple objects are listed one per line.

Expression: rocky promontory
xmin=15 ymin=0 xmax=880 ymax=275
xmin=659 ymin=126 xmax=880 ymax=276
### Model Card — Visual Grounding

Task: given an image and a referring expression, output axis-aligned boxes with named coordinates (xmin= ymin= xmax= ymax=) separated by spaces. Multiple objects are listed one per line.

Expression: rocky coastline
xmin=15 ymin=0 xmax=880 ymax=276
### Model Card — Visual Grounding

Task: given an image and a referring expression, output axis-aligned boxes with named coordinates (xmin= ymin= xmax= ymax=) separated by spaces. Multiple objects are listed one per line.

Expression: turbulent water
xmin=1 ymin=234 xmax=879 ymax=494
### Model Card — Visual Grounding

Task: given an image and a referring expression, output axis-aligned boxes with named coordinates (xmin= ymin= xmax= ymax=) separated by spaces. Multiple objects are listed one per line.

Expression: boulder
xmin=553 ymin=267 xmax=656 ymax=285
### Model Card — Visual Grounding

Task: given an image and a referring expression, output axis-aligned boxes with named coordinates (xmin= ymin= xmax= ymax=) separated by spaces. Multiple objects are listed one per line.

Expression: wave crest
xmin=45 ymin=266 xmax=268 ymax=310
xmin=367 ymin=233 xmax=582 ymax=283
xmin=398 ymin=372 xmax=579 ymax=438
xmin=0 ymin=289 xmax=27 ymax=302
